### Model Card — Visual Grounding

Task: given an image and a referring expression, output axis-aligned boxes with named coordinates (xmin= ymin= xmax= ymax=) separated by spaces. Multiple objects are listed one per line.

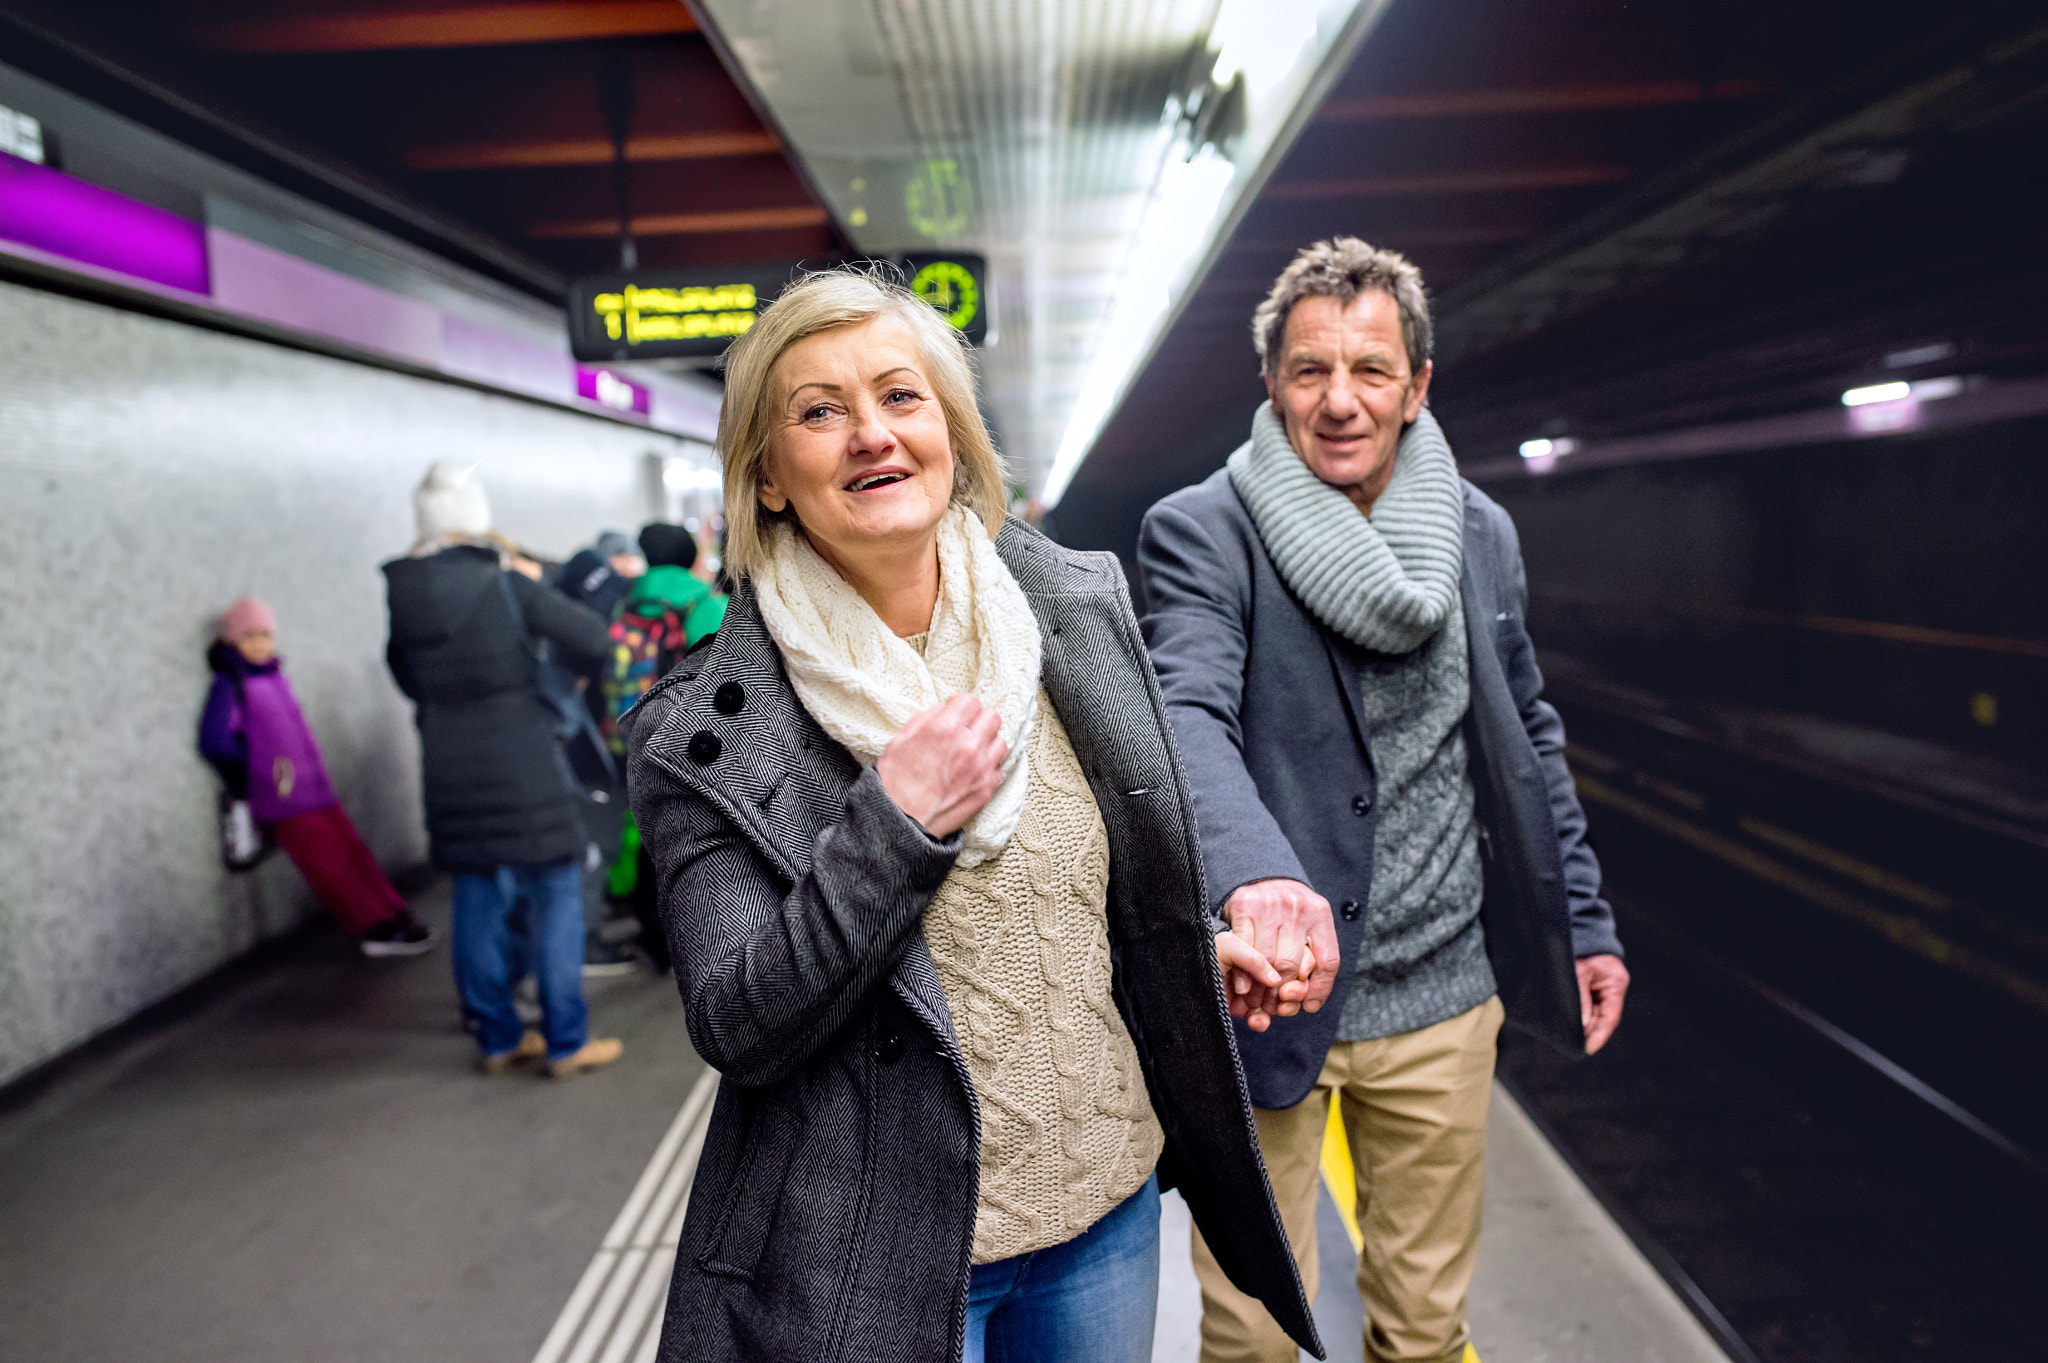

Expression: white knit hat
xmin=413 ymin=460 xmax=491 ymax=542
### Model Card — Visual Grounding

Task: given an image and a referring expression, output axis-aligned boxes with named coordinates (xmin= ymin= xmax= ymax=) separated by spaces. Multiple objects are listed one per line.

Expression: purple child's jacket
xmin=198 ymin=654 xmax=339 ymax=823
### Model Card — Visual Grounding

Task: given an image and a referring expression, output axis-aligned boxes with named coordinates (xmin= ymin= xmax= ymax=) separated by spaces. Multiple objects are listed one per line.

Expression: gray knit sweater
xmin=1336 ymin=590 xmax=1494 ymax=1041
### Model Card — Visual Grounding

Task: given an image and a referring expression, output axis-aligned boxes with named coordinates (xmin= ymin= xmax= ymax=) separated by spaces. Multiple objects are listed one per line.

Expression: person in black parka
xmin=383 ymin=460 xmax=625 ymax=1079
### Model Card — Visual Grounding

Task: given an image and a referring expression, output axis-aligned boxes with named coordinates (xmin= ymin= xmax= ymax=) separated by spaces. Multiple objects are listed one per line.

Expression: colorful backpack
xmin=601 ymin=601 xmax=690 ymax=753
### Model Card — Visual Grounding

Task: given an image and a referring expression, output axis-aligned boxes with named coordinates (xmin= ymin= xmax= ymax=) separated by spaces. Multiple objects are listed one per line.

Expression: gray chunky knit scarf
xmin=1227 ymin=403 xmax=1465 ymax=654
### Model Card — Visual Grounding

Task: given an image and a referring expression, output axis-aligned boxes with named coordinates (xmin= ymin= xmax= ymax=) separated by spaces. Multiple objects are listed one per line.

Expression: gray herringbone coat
xmin=625 ymin=519 xmax=1318 ymax=1363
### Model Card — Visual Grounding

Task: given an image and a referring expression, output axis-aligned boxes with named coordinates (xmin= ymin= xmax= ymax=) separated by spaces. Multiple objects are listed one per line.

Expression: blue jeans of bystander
xmin=963 ymin=1172 xmax=1160 ymax=1363
xmin=452 ymin=860 xmax=588 ymax=1061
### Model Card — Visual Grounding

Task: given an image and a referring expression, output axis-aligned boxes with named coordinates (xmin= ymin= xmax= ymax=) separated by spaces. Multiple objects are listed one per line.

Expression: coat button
xmin=1341 ymin=900 xmax=1361 ymax=921
xmin=714 ymin=681 xmax=745 ymax=715
xmin=1352 ymin=794 xmax=1372 ymax=816
xmin=686 ymin=730 xmax=721 ymax=765
xmin=874 ymin=1027 xmax=904 ymax=1064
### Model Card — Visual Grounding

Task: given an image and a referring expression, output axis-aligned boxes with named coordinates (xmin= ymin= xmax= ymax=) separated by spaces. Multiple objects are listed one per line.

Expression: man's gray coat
xmin=1138 ymin=467 xmax=1622 ymax=1110
xmin=625 ymin=520 xmax=1319 ymax=1362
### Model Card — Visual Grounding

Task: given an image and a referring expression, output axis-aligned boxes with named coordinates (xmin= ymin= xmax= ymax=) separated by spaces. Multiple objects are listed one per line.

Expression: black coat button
xmin=1341 ymin=900 xmax=1361 ymax=921
xmin=714 ymin=681 xmax=745 ymax=715
xmin=874 ymin=1027 xmax=904 ymax=1064
xmin=1352 ymin=795 xmax=1372 ymax=816
xmin=686 ymin=730 xmax=721 ymax=765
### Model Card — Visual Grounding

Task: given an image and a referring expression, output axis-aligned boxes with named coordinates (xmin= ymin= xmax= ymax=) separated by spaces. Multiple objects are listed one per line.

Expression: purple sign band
xmin=0 ymin=153 xmax=210 ymax=296
xmin=576 ymin=365 xmax=652 ymax=416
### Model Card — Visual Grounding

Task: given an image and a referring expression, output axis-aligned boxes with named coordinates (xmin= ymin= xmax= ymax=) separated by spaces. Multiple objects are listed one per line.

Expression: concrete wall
xmin=0 ymin=280 xmax=709 ymax=1085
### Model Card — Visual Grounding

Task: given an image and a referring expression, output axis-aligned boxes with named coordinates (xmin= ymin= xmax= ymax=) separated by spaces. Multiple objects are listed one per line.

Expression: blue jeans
xmin=963 ymin=1173 xmax=1159 ymax=1363
xmin=452 ymin=860 xmax=587 ymax=1061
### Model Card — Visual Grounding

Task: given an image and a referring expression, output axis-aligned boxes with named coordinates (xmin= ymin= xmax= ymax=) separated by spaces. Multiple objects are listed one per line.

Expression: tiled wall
xmin=0 ymin=280 xmax=704 ymax=1085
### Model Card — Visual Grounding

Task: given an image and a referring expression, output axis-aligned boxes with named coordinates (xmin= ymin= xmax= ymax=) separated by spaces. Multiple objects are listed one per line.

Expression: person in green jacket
xmin=625 ymin=522 xmax=727 ymax=656
xmin=604 ymin=522 xmax=728 ymax=966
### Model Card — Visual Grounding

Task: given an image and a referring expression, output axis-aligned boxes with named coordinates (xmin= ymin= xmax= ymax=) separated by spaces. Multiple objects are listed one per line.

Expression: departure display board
xmin=568 ymin=264 xmax=795 ymax=361
xmin=902 ymin=252 xmax=988 ymax=346
xmin=568 ymin=255 xmax=990 ymax=361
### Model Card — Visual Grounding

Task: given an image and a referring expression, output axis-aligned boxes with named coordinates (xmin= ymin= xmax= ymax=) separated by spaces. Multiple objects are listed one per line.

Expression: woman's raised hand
xmin=876 ymin=694 xmax=1008 ymax=838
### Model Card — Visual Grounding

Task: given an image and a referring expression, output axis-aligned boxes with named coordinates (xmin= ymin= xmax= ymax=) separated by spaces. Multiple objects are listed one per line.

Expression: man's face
xmin=1264 ymin=291 xmax=1432 ymax=514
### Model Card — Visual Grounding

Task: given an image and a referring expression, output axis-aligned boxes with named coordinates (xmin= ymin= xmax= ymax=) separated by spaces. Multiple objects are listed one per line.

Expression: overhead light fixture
xmin=1883 ymin=341 xmax=1954 ymax=369
xmin=1044 ymin=142 xmax=1239 ymax=504
xmin=1519 ymin=437 xmax=1576 ymax=458
xmin=1841 ymin=381 xmax=1910 ymax=407
xmin=1029 ymin=0 xmax=1377 ymax=508
xmin=1209 ymin=0 xmax=1319 ymax=100
xmin=1909 ymin=375 xmax=1962 ymax=401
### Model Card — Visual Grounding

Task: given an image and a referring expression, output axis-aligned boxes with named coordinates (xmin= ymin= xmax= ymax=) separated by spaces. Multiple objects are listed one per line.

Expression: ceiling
xmin=5 ymin=0 xmax=2041 ymax=527
xmin=1046 ymin=0 xmax=2048 ymax=558
xmin=0 ymin=0 xmax=1386 ymax=492
xmin=691 ymin=0 xmax=1383 ymax=496
xmin=0 ymin=0 xmax=845 ymax=291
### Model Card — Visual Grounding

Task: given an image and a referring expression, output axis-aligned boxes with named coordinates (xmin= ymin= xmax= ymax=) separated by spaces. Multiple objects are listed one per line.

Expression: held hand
xmin=876 ymin=695 xmax=1009 ymax=839
xmin=1221 ymin=878 xmax=1341 ymax=1028
xmin=1576 ymin=953 xmax=1630 ymax=1055
xmin=1214 ymin=931 xmax=1287 ymax=1032
xmin=510 ymin=556 xmax=545 ymax=582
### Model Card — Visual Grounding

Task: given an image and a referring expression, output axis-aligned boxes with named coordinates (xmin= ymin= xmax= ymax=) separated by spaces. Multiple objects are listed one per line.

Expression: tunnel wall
xmin=1478 ymin=413 xmax=2048 ymax=775
xmin=0 ymin=280 xmax=698 ymax=1086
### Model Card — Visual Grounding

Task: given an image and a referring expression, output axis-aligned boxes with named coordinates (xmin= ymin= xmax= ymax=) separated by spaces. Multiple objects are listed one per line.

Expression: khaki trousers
xmin=1193 ymin=995 xmax=1503 ymax=1363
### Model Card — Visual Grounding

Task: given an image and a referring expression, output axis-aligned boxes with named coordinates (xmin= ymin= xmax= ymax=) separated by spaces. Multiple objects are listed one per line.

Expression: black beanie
xmin=639 ymin=522 xmax=697 ymax=569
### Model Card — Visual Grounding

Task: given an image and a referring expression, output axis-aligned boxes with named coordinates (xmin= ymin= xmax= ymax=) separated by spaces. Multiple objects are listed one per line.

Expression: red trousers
xmin=271 ymin=805 xmax=404 ymax=936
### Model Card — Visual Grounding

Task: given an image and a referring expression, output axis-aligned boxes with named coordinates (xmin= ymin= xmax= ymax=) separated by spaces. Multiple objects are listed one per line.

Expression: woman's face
xmin=759 ymin=314 xmax=956 ymax=573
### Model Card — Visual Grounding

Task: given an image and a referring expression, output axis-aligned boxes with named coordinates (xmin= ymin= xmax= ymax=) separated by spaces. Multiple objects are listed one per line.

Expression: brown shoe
xmin=478 ymin=1029 xmax=547 ymax=1076
xmin=545 ymin=1037 xmax=623 ymax=1079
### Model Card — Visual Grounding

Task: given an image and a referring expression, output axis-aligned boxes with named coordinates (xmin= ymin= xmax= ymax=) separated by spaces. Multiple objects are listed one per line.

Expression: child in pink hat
xmin=199 ymin=597 xmax=436 ymax=956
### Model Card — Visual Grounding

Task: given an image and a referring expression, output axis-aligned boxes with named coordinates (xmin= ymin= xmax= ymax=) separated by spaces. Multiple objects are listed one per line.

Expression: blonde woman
xmin=625 ymin=267 xmax=1322 ymax=1362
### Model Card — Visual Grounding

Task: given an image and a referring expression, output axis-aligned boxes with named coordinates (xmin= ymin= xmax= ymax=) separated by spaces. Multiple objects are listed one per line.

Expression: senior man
xmin=1138 ymin=237 xmax=1628 ymax=1363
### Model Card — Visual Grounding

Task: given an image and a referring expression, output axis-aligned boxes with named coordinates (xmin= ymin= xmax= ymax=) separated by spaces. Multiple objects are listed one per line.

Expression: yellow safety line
xmin=1319 ymin=1097 xmax=1365 ymax=1254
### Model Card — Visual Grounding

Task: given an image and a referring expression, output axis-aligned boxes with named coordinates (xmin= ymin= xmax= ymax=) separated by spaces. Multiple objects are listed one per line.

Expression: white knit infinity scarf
xmin=752 ymin=504 xmax=1042 ymax=867
xmin=1228 ymin=404 xmax=1465 ymax=654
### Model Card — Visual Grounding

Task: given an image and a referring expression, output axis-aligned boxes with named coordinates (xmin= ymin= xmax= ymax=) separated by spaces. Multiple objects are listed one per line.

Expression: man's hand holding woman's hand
xmin=877 ymin=695 xmax=1008 ymax=838
xmin=1215 ymin=878 xmax=1341 ymax=1032
xmin=879 ymin=705 xmax=1345 ymax=1036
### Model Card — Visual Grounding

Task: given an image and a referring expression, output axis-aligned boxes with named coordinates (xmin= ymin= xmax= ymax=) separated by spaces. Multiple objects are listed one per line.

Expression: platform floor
xmin=0 ymin=885 xmax=1725 ymax=1362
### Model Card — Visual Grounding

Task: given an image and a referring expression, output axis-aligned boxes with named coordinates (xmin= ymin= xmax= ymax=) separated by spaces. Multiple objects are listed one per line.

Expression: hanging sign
xmin=568 ymin=262 xmax=796 ymax=361
xmin=568 ymin=255 xmax=991 ymax=361
xmin=900 ymin=252 xmax=988 ymax=346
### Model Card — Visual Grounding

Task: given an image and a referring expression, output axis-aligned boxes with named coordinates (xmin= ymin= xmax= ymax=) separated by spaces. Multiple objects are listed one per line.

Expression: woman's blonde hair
xmin=717 ymin=264 xmax=1008 ymax=579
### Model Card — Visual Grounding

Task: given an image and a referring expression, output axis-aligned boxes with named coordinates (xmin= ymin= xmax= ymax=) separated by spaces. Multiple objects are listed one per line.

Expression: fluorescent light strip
xmin=1841 ymin=381 xmax=1911 ymax=407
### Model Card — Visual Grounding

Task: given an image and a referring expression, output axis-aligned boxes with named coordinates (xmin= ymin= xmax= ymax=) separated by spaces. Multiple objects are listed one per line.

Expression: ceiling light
xmin=1519 ymin=437 xmax=1576 ymax=459
xmin=1883 ymin=341 xmax=1954 ymax=369
xmin=1909 ymin=375 xmax=1962 ymax=401
xmin=1209 ymin=0 xmax=1320 ymax=100
xmin=1841 ymin=381 xmax=1910 ymax=407
xmin=1043 ymin=144 xmax=1239 ymax=504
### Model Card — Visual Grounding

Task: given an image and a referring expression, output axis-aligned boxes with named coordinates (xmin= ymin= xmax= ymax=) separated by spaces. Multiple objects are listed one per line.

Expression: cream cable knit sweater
xmin=753 ymin=513 xmax=1161 ymax=1260
xmin=919 ymin=675 xmax=1165 ymax=1262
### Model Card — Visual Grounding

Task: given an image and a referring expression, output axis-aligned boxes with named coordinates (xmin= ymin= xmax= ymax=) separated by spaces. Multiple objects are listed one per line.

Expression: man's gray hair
xmin=1251 ymin=237 xmax=1432 ymax=379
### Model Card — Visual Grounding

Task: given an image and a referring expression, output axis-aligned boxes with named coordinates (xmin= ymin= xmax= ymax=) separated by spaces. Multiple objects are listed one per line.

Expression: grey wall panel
xmin=0 ymin=280 xmax=701 ymax=1085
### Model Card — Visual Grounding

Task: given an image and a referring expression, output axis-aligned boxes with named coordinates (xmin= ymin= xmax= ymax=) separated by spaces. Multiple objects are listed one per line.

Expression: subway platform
xmin=0 ymin=884 xmax=1727 ymax=1363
